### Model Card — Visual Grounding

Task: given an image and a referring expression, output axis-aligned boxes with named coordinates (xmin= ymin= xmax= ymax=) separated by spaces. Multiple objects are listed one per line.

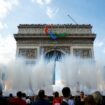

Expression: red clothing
xmin=8 ymin=97 xmax=15 ymax=105
xmin=9 ymin=97 xmax=27 ymax=105
xmin=53 ymin=97 xmax=62 ymax=105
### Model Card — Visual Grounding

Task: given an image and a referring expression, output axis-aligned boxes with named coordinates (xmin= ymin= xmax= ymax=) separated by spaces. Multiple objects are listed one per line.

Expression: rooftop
xmin=18 ymin=24 xmax=92 ymax=28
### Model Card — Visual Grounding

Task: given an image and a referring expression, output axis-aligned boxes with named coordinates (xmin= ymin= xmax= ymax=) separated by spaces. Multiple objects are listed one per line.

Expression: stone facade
xmin=14 ymin=24 xmax=96 ymax=60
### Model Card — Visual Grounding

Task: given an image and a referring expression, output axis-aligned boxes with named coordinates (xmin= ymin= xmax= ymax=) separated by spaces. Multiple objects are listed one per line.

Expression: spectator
xmin=0 ymin=90 xmax=8 ymax=105
xmin=8 ymin=93 xmax=15 ymax=105
xmin=80 ymin=91 xmax=85 ymax=105
xmin=22 ymin=92 xmax=31 ymax=105
xmin=52 ymin=91 xmax=62 ymax=105
xmin=84 ymin=95 xmax=95 ymax=105
xmin=61 ymin=87 xmax=75 ymax=105
xmin=32 ymin=89 xmax=51 ymax=105
xmin=12 ymin=91 xmax=27 ymax=105
xmin=92 ymin=91 xmax=103 ymax=105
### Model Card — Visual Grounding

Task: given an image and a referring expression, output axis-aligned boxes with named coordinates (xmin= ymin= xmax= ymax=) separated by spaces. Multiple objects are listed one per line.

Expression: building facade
xmin=14 ymin=24 xmax=96 ymax=60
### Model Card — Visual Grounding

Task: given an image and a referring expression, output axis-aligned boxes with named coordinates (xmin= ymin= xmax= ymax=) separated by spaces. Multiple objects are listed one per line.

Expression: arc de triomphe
xmin=14 ymin=24 xmax=96 ymax=61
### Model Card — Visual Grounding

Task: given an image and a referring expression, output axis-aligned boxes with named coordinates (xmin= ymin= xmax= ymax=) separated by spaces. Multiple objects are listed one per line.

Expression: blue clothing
xmin=32 ymin=99 xmax=51 ymax=105
xmin=61 ymin=99 xmax=75 ymax=105
xmin=68 ymin=99 xmax=75 ymax=105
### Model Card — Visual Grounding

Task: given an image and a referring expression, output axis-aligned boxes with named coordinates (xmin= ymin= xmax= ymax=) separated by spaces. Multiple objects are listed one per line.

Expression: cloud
xmin=0 ymin=0 xmax=18 ymax=64
xmin=94 ymin=39 xmax=105 ymax=54
xmin=0 ymin=22 xmax=8 ymax=30
xmin=46 ymin=7 xmax=59 ymax=18
xmin=0 ymin=35 xmax=16 ymax=64
xmin=103 ymin=49 xmax=105 ymax=53
xmin=31 ymin=0 xmax=59 ymax=19
xmin=32 ymin=0 xmax=52 ymax=5
xmin=94 ymin=40 xmax=104 ymax=48
xmin=0 ymin=0 xmax=19 ymax=19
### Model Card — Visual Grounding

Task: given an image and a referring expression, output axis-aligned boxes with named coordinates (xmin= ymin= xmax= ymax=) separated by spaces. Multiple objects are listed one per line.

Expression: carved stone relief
xmin=18 ymin=48 xmax=37 ymax=59
xmin=73 ymin=48 xmax=92 ymax=58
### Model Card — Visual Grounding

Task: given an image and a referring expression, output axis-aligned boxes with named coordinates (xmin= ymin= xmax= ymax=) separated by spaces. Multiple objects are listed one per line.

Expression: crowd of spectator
xmin=0 ymin=87 xmax=105 ymax=105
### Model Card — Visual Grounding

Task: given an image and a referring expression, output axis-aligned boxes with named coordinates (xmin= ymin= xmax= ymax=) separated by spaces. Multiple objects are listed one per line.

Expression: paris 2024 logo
xmin=44 ymin=25 xmax=67 ymax=40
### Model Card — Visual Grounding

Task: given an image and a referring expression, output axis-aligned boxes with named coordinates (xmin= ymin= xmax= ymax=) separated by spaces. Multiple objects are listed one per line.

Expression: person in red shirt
xmin=52 ymin=91 xmax=62 ymax=105
xmin=10 ymin=91 xmax=27 ymax=105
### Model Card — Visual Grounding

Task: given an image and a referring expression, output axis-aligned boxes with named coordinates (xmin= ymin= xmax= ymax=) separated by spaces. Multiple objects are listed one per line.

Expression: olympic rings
xmin=44 ymin=25 xmax=67 ymax=40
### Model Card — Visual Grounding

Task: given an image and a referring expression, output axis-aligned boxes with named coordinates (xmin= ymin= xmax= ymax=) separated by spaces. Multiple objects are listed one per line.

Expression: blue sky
xmin=0 ymin=0 xmax=105 ymax=64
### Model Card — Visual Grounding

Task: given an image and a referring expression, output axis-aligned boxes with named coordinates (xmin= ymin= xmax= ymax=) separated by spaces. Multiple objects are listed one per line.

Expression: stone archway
xmin=45 ymin=50 xmax=64 ymax=61
xmin=14 ymin=24 xmax=96 ymax=60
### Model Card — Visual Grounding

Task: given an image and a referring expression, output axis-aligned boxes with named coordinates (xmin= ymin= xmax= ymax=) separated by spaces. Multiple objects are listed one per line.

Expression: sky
xmin=0 ymin=0 xmax=105 ymax=64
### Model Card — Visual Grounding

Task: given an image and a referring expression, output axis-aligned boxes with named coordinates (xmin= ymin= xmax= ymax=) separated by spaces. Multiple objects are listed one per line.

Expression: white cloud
xmin=46 ymin=7 xmax=59 ymax=18
xmin=32 ymin=0 xmax=52 ymax=5
xmin=103 ymin=50 xmax=105 ymax=53
xmin=0 ymin=0 xmax=18 ymax=64
xmin=0 ymin=35 xmax=16 ymax=64
xmin=0 ymin=0 xmax=19 ymax=19
xmin=0 ymin=22 xmax=8 ymax=30
xmin=32 ymin=0 xmax=59 ymax=19
xmin=103 ymin=48 xmax=105 ymax=53
xmin=94 ymin=40 xmax=104 ymax=48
